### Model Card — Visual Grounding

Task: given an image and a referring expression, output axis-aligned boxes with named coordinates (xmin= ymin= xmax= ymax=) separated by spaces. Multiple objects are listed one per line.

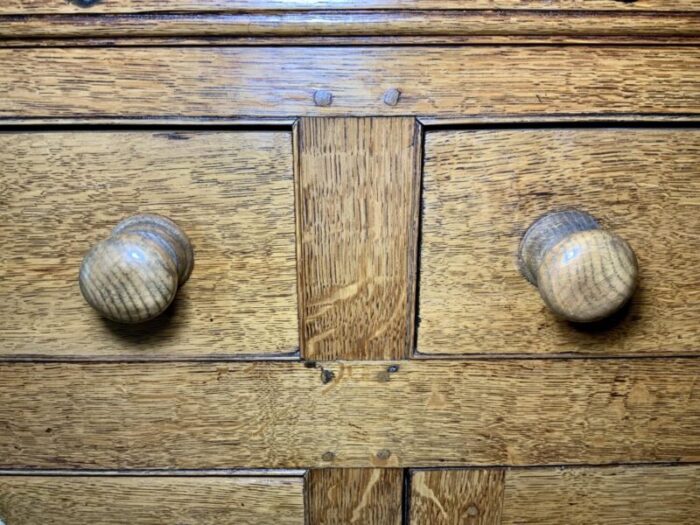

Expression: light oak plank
xmin=0 ymin=131 xmax=298 ymax=358
xmin=307 ymin=469 xmax=403 ymax=525
xmin=3 ymin=11 xmax=700 ymax=38
xmin=411 ymin=466 xmax=700 ymax=525
xmin=0 ymin=476 xmax=305 ymax=525
xmin=1 ymin=47 xmax=698 ymax=118
xmin=419 ymin=129 xmax=700 ymax=356
xmin=410 ymin=469 xmax=505 ymax=524
xmin=0 ymin=359 xmax=697 ymax=468
xmin=298 ymin=118 xmax=420 ymax=360
xmin=1 ymin=1 xmax=697 ymax=13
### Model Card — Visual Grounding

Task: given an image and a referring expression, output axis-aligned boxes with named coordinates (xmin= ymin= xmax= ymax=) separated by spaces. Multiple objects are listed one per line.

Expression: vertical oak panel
xmin=410 ymin=469 xmax=505 ymax=524
xmin=307 ymin=469 xmax=403 ymax=525
xmin=298 ymin=117 xmax=421 ymax=360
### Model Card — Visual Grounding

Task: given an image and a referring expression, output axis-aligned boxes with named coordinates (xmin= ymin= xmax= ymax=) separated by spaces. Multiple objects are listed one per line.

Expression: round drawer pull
xmin=518 ymin=210 xmax=638 ymax=323
xmin=79 ymin=214 xmax=194 ymax=323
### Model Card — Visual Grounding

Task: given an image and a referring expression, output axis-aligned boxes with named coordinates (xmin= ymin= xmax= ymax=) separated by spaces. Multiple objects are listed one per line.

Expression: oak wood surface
xmin=0 ymin=476 xmax=305 ymax=525
xmin=4 ymin=11 xmax=700 ymax=39
xmin=410 ymin=466 xmax=700 ymax=524
xmin=419 ymin=129 xmax=700 ymax=356
xmin=410 ymin=469 xmax=505 ymax=524
xmin=0 ymin=131 xmax=299 ymax=358
xmin=298 ymin=118 xmax=420 ymax=360
xmin=0 ymin=359 xmax=697 ymax=468
xmin=307 ymin=469 xmax=403 ymax=525
xmin=1 ymin=1 xmax=697 ymax=13
xmin=1 ymin=47 xmax=698 ymax=118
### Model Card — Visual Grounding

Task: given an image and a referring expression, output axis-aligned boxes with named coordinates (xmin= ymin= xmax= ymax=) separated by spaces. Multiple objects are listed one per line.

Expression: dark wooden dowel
xmin=79 ymin=214 xmax=194 ymax=324
xmin=519 ymin=210 xmax=638 ymax=323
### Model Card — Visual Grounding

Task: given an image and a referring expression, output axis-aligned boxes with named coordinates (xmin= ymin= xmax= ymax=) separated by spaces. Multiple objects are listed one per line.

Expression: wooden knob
xmin=518 ymin=210 xmax=638 ymax=323
xmin=79 ymin=214 xmax=194 ymax=323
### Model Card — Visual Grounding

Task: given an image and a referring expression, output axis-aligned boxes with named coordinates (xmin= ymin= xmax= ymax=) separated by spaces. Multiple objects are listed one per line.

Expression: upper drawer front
xmin=0 ymin=476 xmax=305 ymax=525
xmin=1 ymin=130 xmax=299 ymax=359
xmin=0 ymin=0 xmax=695 ymax=12
xmin=418 ymin=128 xmax=700 ymax=356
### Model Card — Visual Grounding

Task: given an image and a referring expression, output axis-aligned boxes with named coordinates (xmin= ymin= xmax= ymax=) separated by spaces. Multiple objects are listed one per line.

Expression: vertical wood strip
xmin=298 ymin=117 xmax=421 ymax=360
xmin=307 ymin=469 xmax=403 ymax=525
xmin=410 ymin=469 xmax=506 ymax=524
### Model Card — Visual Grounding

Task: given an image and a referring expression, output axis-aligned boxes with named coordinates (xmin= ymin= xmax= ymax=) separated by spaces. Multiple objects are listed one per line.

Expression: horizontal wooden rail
xmin=2 ymin=11 xmax=700 ymax=39
xmin=1 ymin=359 xmax=698 ymax=469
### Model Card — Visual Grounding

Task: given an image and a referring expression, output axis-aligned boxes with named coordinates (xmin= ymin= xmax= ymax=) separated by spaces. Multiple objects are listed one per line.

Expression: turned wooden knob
xmin=518 ymin=210 xmax=638 ymax=323
xmin=79 ymin=214 xmax=194 ymax=323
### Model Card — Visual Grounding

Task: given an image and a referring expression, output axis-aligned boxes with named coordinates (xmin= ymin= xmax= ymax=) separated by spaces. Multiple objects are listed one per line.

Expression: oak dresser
xmin=1 ymin=2 xmax=699 ymax=524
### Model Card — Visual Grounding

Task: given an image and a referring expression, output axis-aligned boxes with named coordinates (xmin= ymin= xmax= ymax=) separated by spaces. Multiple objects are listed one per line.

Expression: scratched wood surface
xmin=298 ymin=118 xmax=420 ymax=360
xmin=0 ymin=131 xmax=299 ymax=358
xmin=1 ymin=47 xmax=699 ymax=118
xmin=0 ymin=476 xmax=305 ymax=525
xmin=0 ymin=359 xmax=697 ymax=468
xmin=307 ymin=469 xmax=403 ymax=525
xmin=4 ymin=11 xmax=700 ymax=38
xmin=410 ymin=466 xmax=700 ymax=524
xmin=418 ymin=129 xmax=700 ymax=356
xmin=1 ymin=1 xmax=697 ymax=13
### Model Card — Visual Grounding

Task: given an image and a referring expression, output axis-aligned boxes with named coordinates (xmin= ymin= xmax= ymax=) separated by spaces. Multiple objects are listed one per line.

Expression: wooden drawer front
xmin=0 ymin=475 xmax=305 ymax=525
xmin=1 ymin=130 xmax=298 ymax=359
xmin=418 ymin=128 xmax=700 ymax=356
xmin=409 ymin=466 xmax=700 ymax=524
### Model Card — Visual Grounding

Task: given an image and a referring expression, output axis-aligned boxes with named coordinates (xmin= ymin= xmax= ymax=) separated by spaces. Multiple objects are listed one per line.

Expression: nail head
xmin=313 ymin=90 xmax=333 ymax=107
xmin=383 ymin=88 xmax=401 ymax=106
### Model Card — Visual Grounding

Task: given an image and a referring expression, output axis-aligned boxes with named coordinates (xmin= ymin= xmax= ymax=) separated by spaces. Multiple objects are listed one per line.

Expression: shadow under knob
xmin=518 ymin=210 xmax=638 ymax=323
xmin=79 ymin=214 xmax=194 ymax=323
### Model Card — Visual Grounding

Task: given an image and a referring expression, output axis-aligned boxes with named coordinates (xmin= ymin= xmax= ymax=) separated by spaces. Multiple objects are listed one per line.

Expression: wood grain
xmin=1 ymin=1 xmax=697 ymax=13
xmin=410 ymin=469 xmax=505 ymax=524
xmin=0 ymin=359 xmax=697 ymax=468
xmin=0 ymin=476 xmax=305 ymax=525
xmin=0 ymin=131 xmax=298 ymax=358
xmin=411 ymin=465 xmax=700 ymax=524
xmin=298 ymin=118 xmax=420 ymax=360
xmin=307 ymin=469 xmax=403 ymax=525
xmin=1 ymin=47 xmax=698 ymax=118
xmin=419 ymin=129 xmax=700 ymax=356
xmin=3 ymin=11 xmax=700 ymax=39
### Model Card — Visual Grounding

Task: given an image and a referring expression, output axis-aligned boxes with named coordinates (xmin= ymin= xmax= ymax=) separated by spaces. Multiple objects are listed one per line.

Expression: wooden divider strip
xmin=0 ymin=359 xmax=697 ymax=468
xmin=307 ymin=469 xmax=403 ymax=525
xmin=297 ymin=118 xmax=421 ymax=360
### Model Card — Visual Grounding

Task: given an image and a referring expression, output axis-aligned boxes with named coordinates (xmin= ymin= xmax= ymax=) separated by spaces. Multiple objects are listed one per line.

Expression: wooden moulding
xmin=409 ymin=465 xmax=700 ymax=524
xmin=2 ymin=0 xmax=700 ymax=14
xmin=0 ymin=359 xmax=697 ymax=469
xmin=1 ymin=47 xmax=699 ymax=118
xmin=2 ymin=11 xmax=700 ymax=39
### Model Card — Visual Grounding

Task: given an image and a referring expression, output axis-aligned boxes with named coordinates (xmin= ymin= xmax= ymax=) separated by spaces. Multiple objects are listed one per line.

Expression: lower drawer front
xmin=418 ymin=128 xmax=700 ymax=356
xmin=0 ymin=476 xmax=305 ymax=525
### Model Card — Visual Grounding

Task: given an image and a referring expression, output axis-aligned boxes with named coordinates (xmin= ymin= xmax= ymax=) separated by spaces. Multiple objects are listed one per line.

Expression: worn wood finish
xmin=79 ymin=214 xmax=194 ymax=324
xmin=0 ymin=359 xmax=697 ymax=468
xmin=307 ymin=469 xmax=403 ymax=525
xmin=2 ymin=1 xmax=698 ymax=13
xmin=4 ymin=11 xmax=700 ymax=39
xmin=410 ymin=469 xmax=505 ymax=524
xmin=419 ymin=129 xmax=700 ymax=356
xmin=1 ymin=47 xmax=699 ymax=118
xmin=0 ymin=131 xmax=299 ymax=358
xmin=0 ymin=476 xmax=305 ymax=525
xmin=411 ymin=465 xmax=700 ymax=524
xmin=519 ymin=210 xmax=638 ymax=323
xmin=298 ymin=118 xmax=420 ymax=360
